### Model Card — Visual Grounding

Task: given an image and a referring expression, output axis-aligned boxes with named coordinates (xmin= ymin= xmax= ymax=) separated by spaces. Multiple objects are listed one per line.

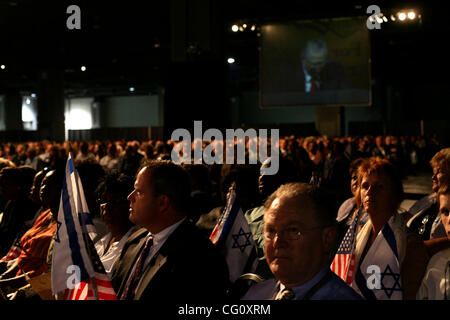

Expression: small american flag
xmin=0 ymin=237 xmax=22 ymax=262
xmin=210 ymin=189 xmax=257 ymax=282
xmin=330 ymin=209 xmax=362 ymax=285
xmin=63 ymin=234 xmax=117 ymax=300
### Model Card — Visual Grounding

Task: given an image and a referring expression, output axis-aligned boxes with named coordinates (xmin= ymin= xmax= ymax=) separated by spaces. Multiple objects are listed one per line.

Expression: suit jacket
xmin=110 ymin=219 xmax=230 ymax=301
xmin=266 ymin=60 xmax=351 ymax=93
xmin=241 ymin=268 xmax=362 ymax=300
xmin=402 ymin=235 xmax=450 ymax=300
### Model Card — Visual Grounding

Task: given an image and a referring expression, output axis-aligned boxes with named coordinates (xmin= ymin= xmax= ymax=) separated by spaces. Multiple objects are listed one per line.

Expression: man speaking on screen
xmin=300 ymin=39 xmax=351 ymax=92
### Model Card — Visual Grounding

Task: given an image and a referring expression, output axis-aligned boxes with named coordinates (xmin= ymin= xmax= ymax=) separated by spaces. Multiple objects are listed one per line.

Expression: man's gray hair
xmin=264 ymin=182 xmax=337 ymax=227
xmin=301 ymin=39 xmax=328 ymax=59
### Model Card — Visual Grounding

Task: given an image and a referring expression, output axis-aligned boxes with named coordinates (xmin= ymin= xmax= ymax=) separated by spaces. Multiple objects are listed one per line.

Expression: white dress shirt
xmin=303 ymin=66 xmax=319 ymax=92
xmin=95 ymin=225 xmax=139 ymax=276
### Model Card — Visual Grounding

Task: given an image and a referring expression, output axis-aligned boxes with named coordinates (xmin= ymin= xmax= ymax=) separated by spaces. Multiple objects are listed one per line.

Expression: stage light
xmin=231 ymin=25 xmax=239 ymax=32
xmin=383 ymin=16 xmax=388 ymax=22
xmin=0 ymin=65 xmax=5 ymax=70
xmin=408 ymin=11 xmax=416 ymax=20
xmin=250 ymin=25 xmax=256 ymax=31
xmin=227 ymin=57 xmax=235 ymax=64
xmin=31 ymin=93 xmax=36 ymax=98
xmin=239 ymin=26 xmax=244 ymax=32
xmin=81 ymin=66 xmax=86 ymax=71
xmin=398 ymin=12 xmax=406 ymax=21
xmin=129 ymin=87 xmax=135 ymax=92
xmin=375 ymin=15 xmax=383 ymax=24
xmin=390 ymin=14 xmax=396 ymax=21
xmin=242 ymin=23 xmax=247 ymax=29
xmin=26 ymin=98 xmax=31 ymax=105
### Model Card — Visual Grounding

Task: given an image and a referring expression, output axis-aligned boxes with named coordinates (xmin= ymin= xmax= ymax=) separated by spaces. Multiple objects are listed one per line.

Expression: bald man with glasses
xmin=242 ymin=182 xmax=361 ymax=300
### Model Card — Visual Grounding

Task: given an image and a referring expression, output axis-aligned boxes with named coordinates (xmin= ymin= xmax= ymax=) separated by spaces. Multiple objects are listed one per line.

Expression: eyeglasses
xmin=264 ymin=225 xmax=326 ymax=241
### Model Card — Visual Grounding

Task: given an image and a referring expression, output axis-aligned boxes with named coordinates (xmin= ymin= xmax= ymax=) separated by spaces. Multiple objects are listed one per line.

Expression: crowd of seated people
xmin=0 ymin=133 xmax=448 ymax=300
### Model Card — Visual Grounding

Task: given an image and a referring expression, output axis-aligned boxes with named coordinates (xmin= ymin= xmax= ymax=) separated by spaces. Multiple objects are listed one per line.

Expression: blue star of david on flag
xmin=231 ymin=227 xmax=253 ymax=253
xmin=380 ymin=264 xmax=402 ymax=298
xmin=54 ymin=220 xmax=62 ymax=243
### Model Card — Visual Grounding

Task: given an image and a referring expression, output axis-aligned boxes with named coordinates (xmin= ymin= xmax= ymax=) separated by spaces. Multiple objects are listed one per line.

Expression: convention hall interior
xmin=0 ymin=0 xmax=448 ymax=203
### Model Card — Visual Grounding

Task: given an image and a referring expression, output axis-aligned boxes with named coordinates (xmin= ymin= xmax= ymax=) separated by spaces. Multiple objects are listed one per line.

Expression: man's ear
xmin=322 ymin=226 xmax=337 ymax=253
xmin=158 ymin=194 xmax=171 ymax=212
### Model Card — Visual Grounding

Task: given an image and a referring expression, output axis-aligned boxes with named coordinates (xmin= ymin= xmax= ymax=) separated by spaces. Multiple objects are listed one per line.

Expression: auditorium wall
xmin=103 ymin=95 xmax=160 ymax=128
xmin=233 ymin=90 xmax=383 ymax=137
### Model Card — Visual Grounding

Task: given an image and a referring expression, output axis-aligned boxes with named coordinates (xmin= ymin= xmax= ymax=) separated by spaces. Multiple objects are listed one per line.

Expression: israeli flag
xmin=51 ymin=153 xmax=97 ymax=295
xmin=353 ymin=217 xmax=403 ymax=300
xmin=210 ymin=189 xmax=257 ymax=282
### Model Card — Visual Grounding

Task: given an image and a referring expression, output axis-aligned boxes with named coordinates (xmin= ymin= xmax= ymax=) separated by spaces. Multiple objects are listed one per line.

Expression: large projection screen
xmin=259 ymin=16 xmax=371 ymax=108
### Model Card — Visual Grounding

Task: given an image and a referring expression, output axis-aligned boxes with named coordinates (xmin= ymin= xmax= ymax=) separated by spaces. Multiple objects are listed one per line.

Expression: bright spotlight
xmin=81 ymin=66 xmax=87 ymax=71
xmin=129 ymin=87 xmax=135 ymax=92
xmin=398 ymin=12 xmax=407 ymax=21
xmin=231 ymin=25 xmax=239 ymax=32
xmin=250 ymin=25 xmax=256 ymax=31
xmin=390 ymin=14 xmax=396 ymax=21
xmin=227 ymin=57 xmax=235 ymax=64
xmin=26 ymin=98 xmax=31 ymax=105
xmin=242 ymin=23 xmax=247 ymax=29
xmin=408 ymin=11 xmax=416 ymax=20
xmin=31 ymin=93 xmax=36 ymax=98
xmin=0 ymin=65 xmax=5 ymax=70
xmin=383 ymin=16 xmax=388 ymax=22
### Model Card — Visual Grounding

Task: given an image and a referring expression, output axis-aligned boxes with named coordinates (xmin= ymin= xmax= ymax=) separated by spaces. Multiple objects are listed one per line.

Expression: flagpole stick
xmin=78 ymin=212 xmax=99 ymax=300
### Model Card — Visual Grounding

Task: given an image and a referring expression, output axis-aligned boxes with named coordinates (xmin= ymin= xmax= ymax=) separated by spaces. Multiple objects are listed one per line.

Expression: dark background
xmin=0 ymin=0 xmax=449 ymax=143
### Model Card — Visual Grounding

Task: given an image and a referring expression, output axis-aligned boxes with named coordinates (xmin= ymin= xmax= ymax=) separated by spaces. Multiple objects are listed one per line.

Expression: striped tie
xmin=120 ymin=235 xmax=153 ymax=300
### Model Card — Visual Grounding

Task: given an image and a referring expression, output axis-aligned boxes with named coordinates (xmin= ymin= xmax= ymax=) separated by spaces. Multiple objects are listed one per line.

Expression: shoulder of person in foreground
xmin=401 ymin=233 xmax=431 ymax=300
xmin=416 ymin=247 xmax=450 ymax=300
xmin=154 ymin=220 xmax=231 ymax=300
xmin=241 ymin=278 xmax=277 ymax=300
xmin=311 ymin=272 xmax=362 ymax=300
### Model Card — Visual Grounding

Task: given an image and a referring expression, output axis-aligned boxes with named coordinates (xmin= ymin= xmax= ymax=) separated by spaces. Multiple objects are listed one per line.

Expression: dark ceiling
xmin=0 ymin=0 xmax=443 ymax=97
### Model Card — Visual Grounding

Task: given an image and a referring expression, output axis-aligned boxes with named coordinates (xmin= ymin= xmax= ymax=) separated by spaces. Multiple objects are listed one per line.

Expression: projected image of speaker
xmin=260 ymin=16 xmax=371 ymax=108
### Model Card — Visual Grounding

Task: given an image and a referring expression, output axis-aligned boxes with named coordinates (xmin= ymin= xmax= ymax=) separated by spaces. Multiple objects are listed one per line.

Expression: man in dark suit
xmin=110 ymin=160 xmax=229 ymax=300
xmin=268 ymin=39 xmax=351 ymax=93
xmin=299 ymin=39 xmax=351 ymax=92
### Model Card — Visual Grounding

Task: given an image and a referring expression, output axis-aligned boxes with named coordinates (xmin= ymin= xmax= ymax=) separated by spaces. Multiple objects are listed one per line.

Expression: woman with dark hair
xmin=0 ymin=166 xmax=40 ymax=256
xmin=0 ymin=169 xmax=64 ymax=297
xmin=94 ymin=172 xmax=138 ymax=275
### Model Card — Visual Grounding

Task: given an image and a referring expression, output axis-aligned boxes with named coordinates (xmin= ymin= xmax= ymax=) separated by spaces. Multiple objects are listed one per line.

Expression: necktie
xmin=278 ymin=288 xmax=295 ymax=300
xmin=120 ymin=235 xmax=153 ymax=300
